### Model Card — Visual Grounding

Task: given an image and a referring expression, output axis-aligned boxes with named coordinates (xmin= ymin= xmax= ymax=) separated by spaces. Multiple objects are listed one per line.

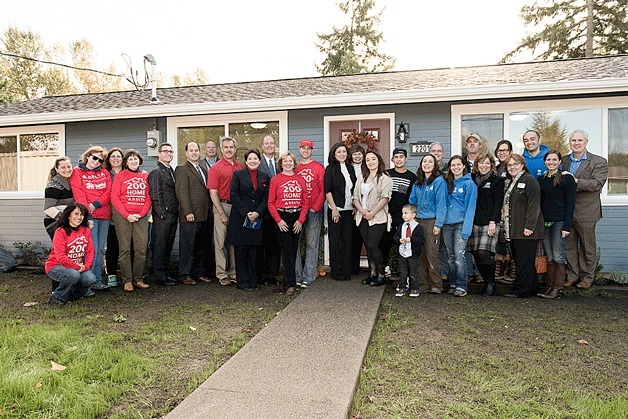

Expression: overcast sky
xmin=1 ymin=0 xmax=531 ymax=85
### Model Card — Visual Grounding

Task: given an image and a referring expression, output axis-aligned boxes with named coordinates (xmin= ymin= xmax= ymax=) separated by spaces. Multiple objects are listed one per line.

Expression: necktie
xmin=269 ymin=159 xmax=276 ymax=177
xmin=195 ymin=165 xmax=206 ymax=184
xmin=406 ymin=223 xmax=411 ymax=239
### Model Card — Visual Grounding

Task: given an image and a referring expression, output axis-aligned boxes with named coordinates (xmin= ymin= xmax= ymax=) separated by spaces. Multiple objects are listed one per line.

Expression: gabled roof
xmin=1 ymin=55 xmax=627 ymax=126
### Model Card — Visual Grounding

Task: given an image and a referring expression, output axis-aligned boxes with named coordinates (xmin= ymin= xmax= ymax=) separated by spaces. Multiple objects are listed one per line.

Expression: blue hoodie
xmin=408 ymin=176 xmax=447 ymax=228
xmin=443 ymin=173 xmax=477 ymax=239
xmin=523 ymin=144 xmax=549 ymax=179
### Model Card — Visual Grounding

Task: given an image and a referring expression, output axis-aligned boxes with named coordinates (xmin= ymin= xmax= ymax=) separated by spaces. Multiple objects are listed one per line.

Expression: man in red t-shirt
xmin=207 ymin=137 xmax=244 ymax=285
xmin=294 ymin=139 xmax=325 ymax=287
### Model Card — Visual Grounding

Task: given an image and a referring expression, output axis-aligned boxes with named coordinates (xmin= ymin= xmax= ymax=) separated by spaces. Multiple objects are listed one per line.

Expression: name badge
xmin=483 ymin=182 xmax=491 ymax=188
xmin=517 ymin=183 xmax=526 ymax=189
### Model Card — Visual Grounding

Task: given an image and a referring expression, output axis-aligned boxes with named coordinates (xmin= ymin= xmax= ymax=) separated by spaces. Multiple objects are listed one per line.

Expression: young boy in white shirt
xmin=393 ymin=204 xmax=426 ymax=297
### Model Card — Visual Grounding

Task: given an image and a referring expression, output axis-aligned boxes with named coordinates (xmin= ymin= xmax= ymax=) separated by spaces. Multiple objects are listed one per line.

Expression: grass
xmin=0 ymin=272 xmax=292 ymax=418
xmin=352 ymin=290 xmax=628 ymax=418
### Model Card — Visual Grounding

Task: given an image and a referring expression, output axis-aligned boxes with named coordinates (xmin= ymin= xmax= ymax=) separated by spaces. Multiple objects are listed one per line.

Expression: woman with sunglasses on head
xmin=44 ymin=156 xmax=74 ymax=240
xmin=111 ymin=149 xmax=152 ymax=292
xmin=70 ymin=146 xmax=111 ymax=291
xmin=45 ymin=203 xmax=98 ymax=305
xmin=103 ymin=147 xmax=124 ymax=287
xmin=468 ymin=153 xmax=504 ymax=296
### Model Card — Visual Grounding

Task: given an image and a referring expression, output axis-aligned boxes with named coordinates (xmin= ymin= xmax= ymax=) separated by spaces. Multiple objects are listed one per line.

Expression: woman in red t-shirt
xmin=45 ymin=203 xmax=97 ymax=305
xmin=111 ymin=149 xmax=152 ymax=292
xmin=267 ymin=152 xmax=309 ymax=295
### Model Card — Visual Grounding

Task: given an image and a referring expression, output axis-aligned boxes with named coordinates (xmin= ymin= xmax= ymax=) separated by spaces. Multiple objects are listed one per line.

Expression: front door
xmin=329 ymin=119 xmax=391 ymax=168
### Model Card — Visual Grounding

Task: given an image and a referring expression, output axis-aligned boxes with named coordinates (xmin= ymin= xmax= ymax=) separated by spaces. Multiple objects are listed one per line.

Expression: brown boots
xmin=539 ymin=263 xmax=565 ymax=299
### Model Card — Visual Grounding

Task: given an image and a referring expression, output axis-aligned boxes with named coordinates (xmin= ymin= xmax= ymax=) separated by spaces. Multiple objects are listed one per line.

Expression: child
xmin=393 ymin=204 xmax=426 ymax=297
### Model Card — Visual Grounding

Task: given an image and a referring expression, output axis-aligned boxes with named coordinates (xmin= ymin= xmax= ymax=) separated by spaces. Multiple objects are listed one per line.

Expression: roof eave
xmin=0 ymin=78 xmax=626 ymax=127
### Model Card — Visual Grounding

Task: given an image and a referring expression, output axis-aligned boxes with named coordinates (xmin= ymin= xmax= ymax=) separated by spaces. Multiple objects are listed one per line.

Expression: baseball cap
xmin=392 ymin=147 xmax=407 ymax=158
xmin=466 ymin=133 xmax=482 ymax=142
xmin=299 ymin=139 xmax=314 ymax=148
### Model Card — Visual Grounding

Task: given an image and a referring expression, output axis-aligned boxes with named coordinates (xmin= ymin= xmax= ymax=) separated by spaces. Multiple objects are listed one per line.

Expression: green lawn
xmin=353 ymin=289 xmax=627 ymax=418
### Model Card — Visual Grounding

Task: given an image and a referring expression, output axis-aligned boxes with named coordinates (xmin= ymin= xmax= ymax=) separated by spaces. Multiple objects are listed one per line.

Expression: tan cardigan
xmin=353 ymin=173 xmax=392 ymax=226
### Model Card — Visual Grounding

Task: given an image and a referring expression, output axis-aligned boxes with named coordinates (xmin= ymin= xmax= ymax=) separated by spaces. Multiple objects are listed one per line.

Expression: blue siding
xmin=288 ymin=103 xmax=451 ymax=172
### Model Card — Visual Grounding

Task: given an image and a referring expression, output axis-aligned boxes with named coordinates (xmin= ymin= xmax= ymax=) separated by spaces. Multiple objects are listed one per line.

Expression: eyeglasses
xmin=91 ymin=155 xmax=104 ymax=163
xmin=160 ymin=150 xmax=174 ymax=154
xmin=496 ymin=148 xmax=511 ymax=154
xmin=507 ymin=162 xmax=522 ymax=168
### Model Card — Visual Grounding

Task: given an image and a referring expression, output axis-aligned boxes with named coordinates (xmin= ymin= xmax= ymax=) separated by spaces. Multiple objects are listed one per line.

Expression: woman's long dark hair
xmin=363 ymin=150 xmax=386 ymax=182
xmin=328 ymin=142 xmax=348 ymax=166
xmin=444 ymin=155 xmax=468 ymax=194
xmin=415 ymin=154 xmax=441 ymax=187
xmin=57 ymin=202 xmax=90 ymax=235
xmin=545 ymin=149 xmax=564 ymax=187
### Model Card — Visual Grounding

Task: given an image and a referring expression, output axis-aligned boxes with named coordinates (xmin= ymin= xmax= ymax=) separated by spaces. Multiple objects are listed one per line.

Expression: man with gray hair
xmin=561 ymin=129 xmax=608 ymax=289
xmin=429 ymin=142 xmax=447 ymax=173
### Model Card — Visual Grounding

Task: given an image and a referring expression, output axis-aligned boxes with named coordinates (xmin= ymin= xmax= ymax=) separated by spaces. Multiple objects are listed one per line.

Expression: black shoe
xmin=481 ymin=282 xmax=496 ymax=296
xmin=361 ymin=274 xmax=376 ymax=285
xmin=48 ymin=295 xmax=65 ymax=306
xmin=370 ymin=275 xmax=386 ymax=287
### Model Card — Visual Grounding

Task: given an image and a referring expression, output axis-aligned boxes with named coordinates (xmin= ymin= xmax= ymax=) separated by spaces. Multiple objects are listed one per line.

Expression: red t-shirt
xmin=267 ymin=172 xmax=309 ymax=224
xmin=45 ymin=226 xmax=95 ymax=273
xmin=69 ymin=166 xmax=111 ymax=220
xmin=295 ymin=160 xmax=326 ymax=212
xmin=206 ymin=158 xmax=244 ymax=201
xmin=111 ymin=169 xmax=152 ymax=218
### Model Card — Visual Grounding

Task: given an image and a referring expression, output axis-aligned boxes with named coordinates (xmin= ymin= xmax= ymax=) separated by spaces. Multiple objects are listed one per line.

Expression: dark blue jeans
xmin=48 ymin=265 xmax=97 ymax=302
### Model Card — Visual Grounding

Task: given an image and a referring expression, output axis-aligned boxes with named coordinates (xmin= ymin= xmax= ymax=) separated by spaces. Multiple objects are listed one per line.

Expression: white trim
xmin=167 ymin=111 xmax=288 ymax=164
xmin=1 ymin=79 xmax=627 ymax=127
xmin=451 ymin=97 xmax=628 ymax=205
xmin=0 ymin=124 xmax=65 ymax=198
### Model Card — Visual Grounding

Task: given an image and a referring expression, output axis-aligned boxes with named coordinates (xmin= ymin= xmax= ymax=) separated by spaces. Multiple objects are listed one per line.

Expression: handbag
xmin=535 ymin=241 xmax=547 ymax=274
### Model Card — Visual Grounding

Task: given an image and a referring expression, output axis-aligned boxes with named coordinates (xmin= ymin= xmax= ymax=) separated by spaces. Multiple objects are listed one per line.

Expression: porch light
xmin=396 ymin=122 xmax=408 ymax=143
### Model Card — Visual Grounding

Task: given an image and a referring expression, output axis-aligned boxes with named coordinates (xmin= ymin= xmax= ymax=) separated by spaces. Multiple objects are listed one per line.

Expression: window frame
xmin=452 ymin=97 xmax=628 ymax=206
xmin=0 ymin=124 xmax=66 ymax=199
xmin=166 ymin=111 xmax=288 ymax=165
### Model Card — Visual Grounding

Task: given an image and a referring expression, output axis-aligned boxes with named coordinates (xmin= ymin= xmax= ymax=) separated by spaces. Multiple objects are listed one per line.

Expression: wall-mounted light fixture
xmin=396 ymin=122 xmax=409 ymax=143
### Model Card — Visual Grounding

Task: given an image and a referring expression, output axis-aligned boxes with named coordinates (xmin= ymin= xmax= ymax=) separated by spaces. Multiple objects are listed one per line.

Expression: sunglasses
xmin=91 ymin=155 xmax=104 ymax=163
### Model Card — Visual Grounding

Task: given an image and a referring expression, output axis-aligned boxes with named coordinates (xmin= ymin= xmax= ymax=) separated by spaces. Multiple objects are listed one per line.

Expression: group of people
xmin=43 ymin=128 xmax=607 ymax=305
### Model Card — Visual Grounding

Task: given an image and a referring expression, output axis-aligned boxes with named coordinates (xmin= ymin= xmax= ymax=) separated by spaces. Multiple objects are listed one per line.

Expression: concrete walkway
xmin=167 ymin=279 xmax=385 ymax=418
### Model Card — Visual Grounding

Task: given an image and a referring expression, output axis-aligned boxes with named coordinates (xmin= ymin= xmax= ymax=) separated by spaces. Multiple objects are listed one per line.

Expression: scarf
xmin=502 ymin=171 xmax=524 ymax=241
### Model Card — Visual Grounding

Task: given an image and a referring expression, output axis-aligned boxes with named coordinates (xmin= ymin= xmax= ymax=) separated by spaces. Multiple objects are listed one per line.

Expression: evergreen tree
xmin=529 ymin=112 xmax=569 ymax=155
xmin=503 ymin=0 xmax=627 ymax=62
xmin=316 ymin=0 xmax=395 ymax=76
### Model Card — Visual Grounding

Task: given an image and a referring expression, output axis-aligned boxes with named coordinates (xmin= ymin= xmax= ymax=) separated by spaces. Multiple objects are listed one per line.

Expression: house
xmin=1 ymin=55 xmax=626 ymax=270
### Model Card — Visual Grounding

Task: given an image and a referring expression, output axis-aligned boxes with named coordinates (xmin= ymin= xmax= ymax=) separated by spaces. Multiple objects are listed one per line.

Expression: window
xmin=452 ymin=98 xmax=628 ymax=204
xmin=0 ymin=125 xmax=64 ymax=195
xmin=167 ymin=112 xmax=287 ymax=166
xmin=609 ymin=108 xmax=628 ymax=195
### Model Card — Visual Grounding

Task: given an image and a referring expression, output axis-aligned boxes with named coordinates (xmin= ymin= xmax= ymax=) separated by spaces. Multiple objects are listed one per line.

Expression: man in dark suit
xmin=561 ymin=129 xmax=608 ymax=289
xmin=175 ymin=142 xmax=212 ymax=285
xmin=256 ymin=135 xmax=281 ymax=285
xmin=148 ymin=143 xmax=178 ymax=286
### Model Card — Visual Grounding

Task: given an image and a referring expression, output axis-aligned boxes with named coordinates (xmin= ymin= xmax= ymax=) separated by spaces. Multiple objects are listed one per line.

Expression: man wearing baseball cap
xmin=465 ymin=133 xmax=482 ymax=172
xmin=380 ymin=147 xmax=417 ymax=281
xmin=295 ymin=139 xmax=326 ymax=288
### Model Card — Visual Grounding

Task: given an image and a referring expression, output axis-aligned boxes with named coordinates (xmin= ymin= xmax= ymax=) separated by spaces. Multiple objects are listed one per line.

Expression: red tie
xmin=406 ymin=223 xmax=411 ymax=238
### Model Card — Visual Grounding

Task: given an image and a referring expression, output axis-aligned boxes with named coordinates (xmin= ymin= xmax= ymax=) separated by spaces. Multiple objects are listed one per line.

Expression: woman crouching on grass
xmin=45 ymin=203 xmax=97 ymax=305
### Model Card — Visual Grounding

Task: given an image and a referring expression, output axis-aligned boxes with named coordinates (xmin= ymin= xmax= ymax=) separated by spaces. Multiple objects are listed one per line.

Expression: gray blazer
xmin=259 ymin=155 xmax=280 ymax=179
xmin=561 ymin=151 xmax=608 ymax=222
